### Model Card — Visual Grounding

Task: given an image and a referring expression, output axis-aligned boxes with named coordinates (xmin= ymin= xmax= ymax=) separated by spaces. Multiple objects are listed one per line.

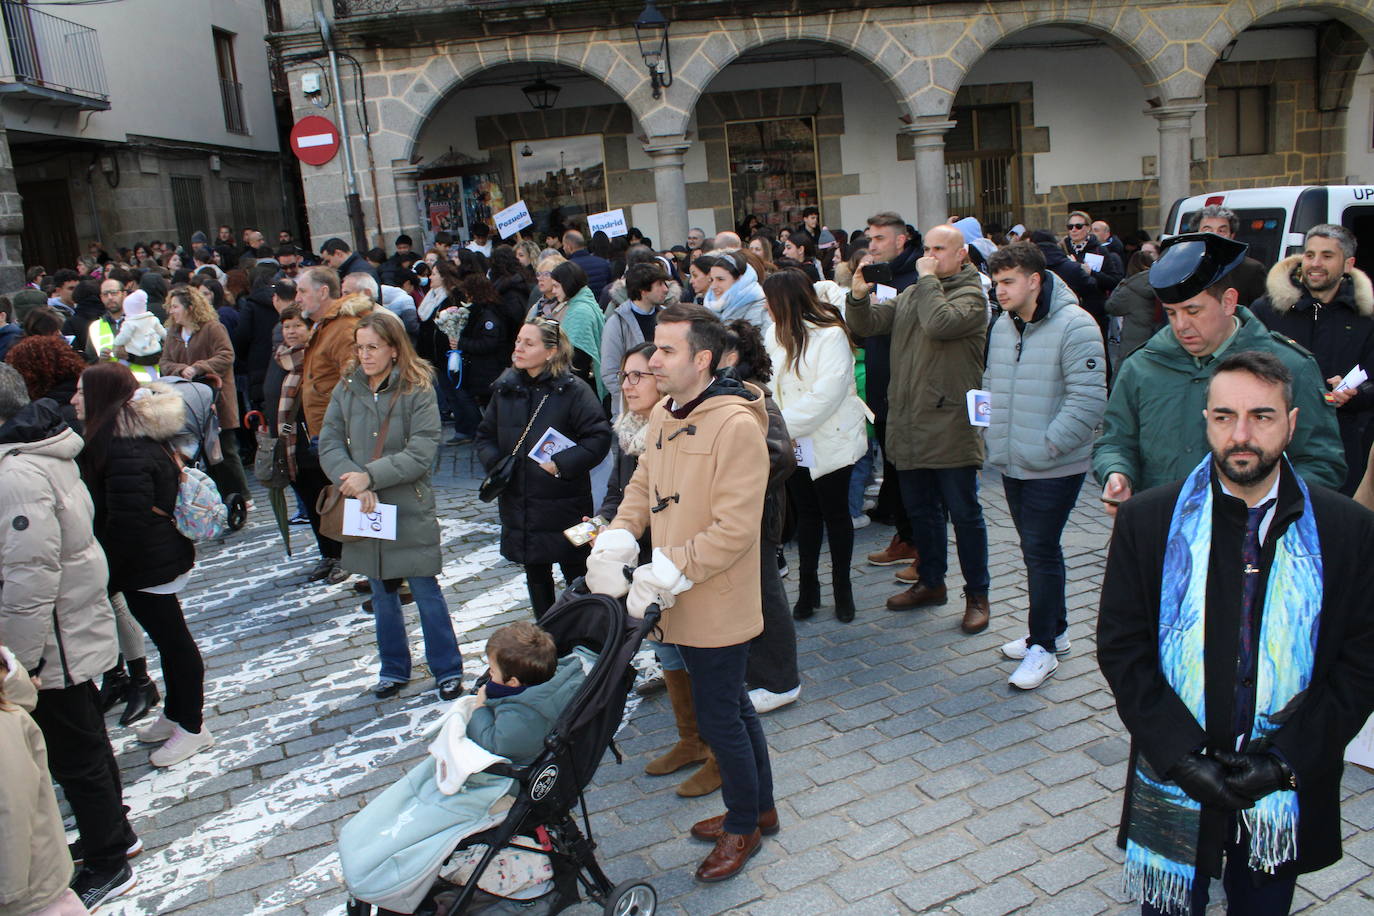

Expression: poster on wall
xmin=417 ymin=176 xmax=466 ymax=250
xmin=461 ymin=174 xmax=505 ymax=234
xmin=511 ymin=134 xmax=608 ymax=238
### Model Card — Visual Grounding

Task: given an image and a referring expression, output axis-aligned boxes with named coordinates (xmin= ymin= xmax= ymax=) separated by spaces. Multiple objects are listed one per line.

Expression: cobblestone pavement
xmin=96 ymin=451 xmax=1374 ymax=915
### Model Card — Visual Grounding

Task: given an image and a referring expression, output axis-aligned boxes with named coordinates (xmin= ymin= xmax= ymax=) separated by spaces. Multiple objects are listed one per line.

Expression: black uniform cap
xmin=1149 ymin=232 xmax=1249 ymax=304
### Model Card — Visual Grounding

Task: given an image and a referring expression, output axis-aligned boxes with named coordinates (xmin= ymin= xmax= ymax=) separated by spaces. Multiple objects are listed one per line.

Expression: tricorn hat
xmin=1149 ymin=232 xmax=1249 ymax=304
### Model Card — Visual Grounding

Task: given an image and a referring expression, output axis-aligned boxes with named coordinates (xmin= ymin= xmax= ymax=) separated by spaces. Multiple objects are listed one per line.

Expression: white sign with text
xmin=493 ymin=200 xmax=533 ymax=239
xmin=588 ymin=208 xmax=628 ymax=238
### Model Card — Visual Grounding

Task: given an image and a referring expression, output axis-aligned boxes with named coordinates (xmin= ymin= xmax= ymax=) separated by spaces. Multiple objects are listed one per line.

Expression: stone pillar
xmin=392 ymin=167 xmax=421 ymax=242
xmin=902 ymin=117 xmax=957 ymax=230
xmin=1150 ymin=103 xmax=1205 ymax=234
xmin=0 ymin=110 xmax=25 ymax=290
xmin=644 ymin=140 xmax=692 ymax=248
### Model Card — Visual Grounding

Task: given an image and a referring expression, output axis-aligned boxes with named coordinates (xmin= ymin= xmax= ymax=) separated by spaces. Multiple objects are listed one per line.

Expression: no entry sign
xmin=290 ymin=116 xmax=341 ymax=166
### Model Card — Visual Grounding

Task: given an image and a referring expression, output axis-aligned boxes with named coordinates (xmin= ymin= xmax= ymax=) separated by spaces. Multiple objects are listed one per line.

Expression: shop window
xmin=510 ymin=134 xmax=607 ymax=237
xmin=1216 ymin=86 xmax=1269 ymax=157
xmin=946 ymin=105 xmax=1020 ymax=231
xmin=726 ymin=117 xmax=818 ymax=234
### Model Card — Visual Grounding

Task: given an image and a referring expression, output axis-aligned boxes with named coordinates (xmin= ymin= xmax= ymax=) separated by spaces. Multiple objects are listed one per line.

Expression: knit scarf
xmin=613 ymin=409 xmax=649 ymax=457
xmin=1123 ymin=457 xmax=1322 ymax=914
xmin=275 ymin=342 xmax=307 ymax=479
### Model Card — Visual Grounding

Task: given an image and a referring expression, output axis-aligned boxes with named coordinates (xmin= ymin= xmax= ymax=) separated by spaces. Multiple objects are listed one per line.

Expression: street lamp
xmin=522 ymin=69 xmax=561 ymax=110
xmin=634 ymin=0 xmax=672 ymax=99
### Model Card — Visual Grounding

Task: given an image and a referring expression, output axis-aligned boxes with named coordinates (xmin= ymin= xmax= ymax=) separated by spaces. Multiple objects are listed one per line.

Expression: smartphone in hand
xmin=861 ymin=262 xmax=894 ymax=285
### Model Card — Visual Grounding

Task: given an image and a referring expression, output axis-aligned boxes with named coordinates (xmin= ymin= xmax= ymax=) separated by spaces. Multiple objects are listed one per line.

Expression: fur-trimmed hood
xmin=1263 ymin=254 xmax=1374 ymax=316
xmin=113 ymin=382 xmax=186 ymax=441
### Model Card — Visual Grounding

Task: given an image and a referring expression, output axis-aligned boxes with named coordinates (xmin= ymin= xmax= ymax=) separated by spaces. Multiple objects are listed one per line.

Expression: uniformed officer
xmin=1093 ymin=232 xmax=1346 ymax=513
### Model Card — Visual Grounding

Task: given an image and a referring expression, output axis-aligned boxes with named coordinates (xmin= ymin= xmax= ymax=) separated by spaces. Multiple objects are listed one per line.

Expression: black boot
xmin=792 ymin=574 xmax=819 ymax=620
xmin=98 ymin=660 xmax=130 ymax=713
xmin=834 ymin=580 xmax=856 ymax=623
xmin=119 ymin=657 xmax=160 ymax=726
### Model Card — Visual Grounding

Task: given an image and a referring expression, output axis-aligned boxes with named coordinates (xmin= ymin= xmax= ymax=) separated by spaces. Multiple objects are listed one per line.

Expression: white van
xmin=1163 ymin=185 xmax=1374 ymax=275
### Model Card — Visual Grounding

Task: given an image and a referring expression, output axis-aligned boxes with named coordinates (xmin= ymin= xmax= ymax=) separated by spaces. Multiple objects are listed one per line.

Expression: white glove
xmin=584 ymin=527 xmax=639 ymax=598
xmin=626 ymin=548 xmax=694 ymax=619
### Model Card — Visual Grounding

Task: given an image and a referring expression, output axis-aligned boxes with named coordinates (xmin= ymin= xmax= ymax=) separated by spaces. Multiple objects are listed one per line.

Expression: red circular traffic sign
xmin=289 ymin=116 xmax=341 ymax=166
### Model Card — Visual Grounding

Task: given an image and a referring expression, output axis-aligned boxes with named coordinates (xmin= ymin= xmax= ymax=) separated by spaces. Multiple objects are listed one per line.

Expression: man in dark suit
xmin=1099 ymin=348 xmax=1374 ymax=915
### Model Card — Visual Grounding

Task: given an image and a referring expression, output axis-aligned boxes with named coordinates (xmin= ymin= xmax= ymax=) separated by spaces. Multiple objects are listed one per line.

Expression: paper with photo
xmin=528 ymin=427 xmax=577 ymax=463
xmin=1336 ymin=364 xmax=1368 ymax=392
xmin=873 ymin=283 xmax=898 ymax=302
xmin=342 ymin=499 xmax=398 ymax=540
xmin=1083 ymin=252 xmax=1104 ymax=272
xmin=967 ymin=389 xmax=991 ymax=427
xmin=794 ymin=437 xmax=816 ymax=469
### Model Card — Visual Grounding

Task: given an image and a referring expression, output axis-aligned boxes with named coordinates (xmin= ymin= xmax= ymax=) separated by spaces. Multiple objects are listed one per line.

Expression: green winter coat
xmin=319 ymin=366 xmax=443 ymax=580
xmin=846 ymin=263 xmax=988 ymax=469
xmin=466 ymin=654 xmax=586 ymax=765
xmin=1092 ymin=306 xmax=1345 ymax=492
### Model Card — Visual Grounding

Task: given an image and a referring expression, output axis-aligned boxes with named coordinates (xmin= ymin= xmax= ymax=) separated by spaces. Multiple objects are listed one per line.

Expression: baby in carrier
xmin=112 ymin=290 xmax=166 ymax=370
xmin=340 ymin=622 xmax=588 ymax=913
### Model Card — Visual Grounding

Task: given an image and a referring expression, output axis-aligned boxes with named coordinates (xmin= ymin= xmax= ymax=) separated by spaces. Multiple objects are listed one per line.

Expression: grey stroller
xmin=159 ymin=375 xmax=248 ymax=531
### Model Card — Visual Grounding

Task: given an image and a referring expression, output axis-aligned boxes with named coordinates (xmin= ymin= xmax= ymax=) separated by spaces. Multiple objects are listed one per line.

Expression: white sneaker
xmin=134 ymin=713 xmax=175 ymax=744
xmin=865 ymin=482 xmax=881 ymax=498
xmin=749 ymin=685 xmax=800 ymax=714
xmin=1001 ymin=634 xmax=1072 ymax=660
xmin=149 ymin=724 xmax=214 ymax=767
xmin=851 ymin=514 xmax=871 ymax=529
xmin=862 ymin=498 xmax=876 ymax=512
xmin=1009 ymin=646 xmax=1059 ymax=690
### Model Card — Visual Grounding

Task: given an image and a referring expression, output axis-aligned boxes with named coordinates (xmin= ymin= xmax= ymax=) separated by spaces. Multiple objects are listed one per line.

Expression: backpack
xmin=169 ymin=454 xmax=227 ymax=542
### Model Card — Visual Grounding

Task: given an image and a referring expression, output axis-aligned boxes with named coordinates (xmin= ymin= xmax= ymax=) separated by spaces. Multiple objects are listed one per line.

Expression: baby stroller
xmin=160 ymin=374 xmax=248 ymax=531
xmin=343 ymin=582 xmax=661 ymax=916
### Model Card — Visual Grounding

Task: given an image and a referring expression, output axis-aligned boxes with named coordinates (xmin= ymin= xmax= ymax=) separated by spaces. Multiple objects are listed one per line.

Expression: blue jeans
xmin=1002 ymin=474 xmax=1084 ymax=652
xmin=678 ymin=642 xmax=774 ymax=835
xmin=848 ymin=437 xmax=878 ymax=516
xmin=650 ymin=640 xmax=685 ymax=671
xmin=898 ymin=466 xmax=989 ymax=593
xmin=370 ymin=575 xmax=463 ymax=684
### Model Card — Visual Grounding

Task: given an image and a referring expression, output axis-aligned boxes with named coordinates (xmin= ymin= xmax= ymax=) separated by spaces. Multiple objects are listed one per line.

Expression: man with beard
xmin=1098 ymin=349 xmax=1374 ymax=916
xmin=1094 ymin=232 xmax=1345 ymax=514
xmin=1251 ymin=224 xmax=1374 ymax=494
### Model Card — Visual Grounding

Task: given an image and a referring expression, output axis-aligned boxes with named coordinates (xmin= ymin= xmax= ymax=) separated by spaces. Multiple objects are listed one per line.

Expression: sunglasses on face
xmin=1067 ymin=223 xmax=1086 ymax=230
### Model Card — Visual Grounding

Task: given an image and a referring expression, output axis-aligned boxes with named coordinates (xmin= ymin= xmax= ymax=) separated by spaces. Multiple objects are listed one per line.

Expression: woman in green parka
xmin=547 ymin=260 xmax=607 ymax=400
xmin=319 ymin=310 xmax=463 ymax=702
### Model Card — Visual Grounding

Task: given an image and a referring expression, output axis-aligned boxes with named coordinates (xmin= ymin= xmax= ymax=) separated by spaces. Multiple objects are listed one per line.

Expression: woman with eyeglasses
xmin=476 ymin=318 xmax=612 ymax=618
xmin=318 ymin=310 xmax=463 ymax=701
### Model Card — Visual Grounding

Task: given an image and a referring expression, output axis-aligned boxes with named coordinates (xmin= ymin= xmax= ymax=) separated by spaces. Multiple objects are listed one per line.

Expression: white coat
xmin=765 ymin=322 xmax=868 ymax=479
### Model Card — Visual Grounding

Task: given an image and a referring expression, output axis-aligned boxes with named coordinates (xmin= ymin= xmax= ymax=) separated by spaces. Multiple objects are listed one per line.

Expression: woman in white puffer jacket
xmin=763 ymin=269 xmax=869 ymax=623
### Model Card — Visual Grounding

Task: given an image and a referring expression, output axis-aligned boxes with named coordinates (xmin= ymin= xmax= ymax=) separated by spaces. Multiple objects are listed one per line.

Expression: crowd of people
xmin=2 ymin=201 xmax=1374 ymax=914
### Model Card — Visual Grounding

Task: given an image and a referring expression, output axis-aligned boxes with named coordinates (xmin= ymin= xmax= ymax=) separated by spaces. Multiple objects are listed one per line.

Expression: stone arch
xmin=649 ymin=14 xmax=923 ymax=139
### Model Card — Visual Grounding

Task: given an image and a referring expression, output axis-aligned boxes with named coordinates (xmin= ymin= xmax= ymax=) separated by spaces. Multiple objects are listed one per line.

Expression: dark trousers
xmin=874 ymin=420 xmax=911 ymax=541
xmin=898 ymin=466 xmax=989 ymax=593
xmin=451 ymin=387 xmax=484 ymax=438
xmin=1002 ymin=473 xmax=1084 ymax=651
xmin=208 ymin=429 xmax=252 ymax=502
xmin=293 ymin=464 xmax=341 ymax=560
xmin=123 ymin=590 xmax=205 ymax=733
xmin=1141 ymin=827 xmax=1297 ymax=916
xmin=679 ymin=642 xmax=774 ymax=835
xmin=747 ymin=537 xmax=799 ymax=694
xmin=787 ymin=464 xmax=855 ymax=596
xmin=525 ymin=556 xmax=589 ymax=620
xmin=31 ymin=682 xmax=135 ymax=872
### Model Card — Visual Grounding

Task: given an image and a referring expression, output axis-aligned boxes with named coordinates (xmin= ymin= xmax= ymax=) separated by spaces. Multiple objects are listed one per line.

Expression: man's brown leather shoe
xmin=694 ymin=829 xmax=762 ymax=882
xmin=867 ymin=535 xmax=918 ymax=566
xmin=690 ymin=808 xmax=780 ymax=842
xmin=962 ymin=592 xmax=991 ymax=633
xmin=894 ymin=561 xmax=918 ymax=583
xmin=885 ymin=582 xmax=947 ymax=611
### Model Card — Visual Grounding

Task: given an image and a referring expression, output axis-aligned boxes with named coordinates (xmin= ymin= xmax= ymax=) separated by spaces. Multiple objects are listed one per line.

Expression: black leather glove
xmin=1166 ymin=752 xmax=1253 ymax=810
xmin=1213 ymin=750 xmax=1293 ymax=802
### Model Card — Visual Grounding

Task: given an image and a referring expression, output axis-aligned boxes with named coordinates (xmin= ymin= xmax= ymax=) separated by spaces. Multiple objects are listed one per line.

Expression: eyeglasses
xmin=353 ymin=343 xmax=389 ymax=354
xmin=536 ymin=271 xmax=552 ymax=279
xmin=1066 ymin=223 xmax=1087 ymax=230
xmin=619 ymin=369 xmax=653 ymax=387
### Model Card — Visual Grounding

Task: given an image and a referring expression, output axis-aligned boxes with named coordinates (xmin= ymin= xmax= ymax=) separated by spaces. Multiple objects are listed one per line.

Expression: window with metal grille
xmin=945 ymin=105 xmax=1020 ymax=231
xmin=170 ymin=176 xmax=208 ymax=248
xmin=1215 ymin=86 xmax=1269 ymax=157
xmin=214 ymin=28 xmax=247 ymax=134
xmin=228 ymin=180 xmax=257 ymax=235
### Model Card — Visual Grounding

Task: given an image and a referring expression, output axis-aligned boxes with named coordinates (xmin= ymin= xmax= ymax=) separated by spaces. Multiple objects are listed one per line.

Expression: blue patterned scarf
xmin=1123 ymin=456 xmax=1322 ymax=914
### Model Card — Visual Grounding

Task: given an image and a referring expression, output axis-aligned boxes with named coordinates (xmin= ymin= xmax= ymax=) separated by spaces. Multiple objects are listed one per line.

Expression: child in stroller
xmin=342 ymin=585 xmax=661 ymax=916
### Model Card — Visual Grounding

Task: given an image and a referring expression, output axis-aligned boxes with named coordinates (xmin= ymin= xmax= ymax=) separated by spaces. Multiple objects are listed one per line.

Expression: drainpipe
xmin=312 ymin=0 xmax=366 ymax=252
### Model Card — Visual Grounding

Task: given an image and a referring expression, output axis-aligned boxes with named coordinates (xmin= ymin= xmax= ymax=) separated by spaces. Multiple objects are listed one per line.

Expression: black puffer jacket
xmin=476 ymin=367 xmax=612 ymax=565
xmin=493 ymin=273 xmax=531 ymax=345
xmin=232 ymin=285 xmax=280 ymax=405
xmin=82 ymin=384 xmax=195 ymax=593
xmin=458 ymin=298 xmax=510 ymax=399
xmin=1060 ymin=234 xmax=1123 ymax=322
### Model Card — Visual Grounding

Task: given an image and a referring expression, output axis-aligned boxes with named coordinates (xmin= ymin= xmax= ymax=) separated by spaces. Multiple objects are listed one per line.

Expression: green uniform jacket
xmin=1092 ymin=306 xmax=1345 ymax=492
xmin=846 ymin=263 xmax=987 ymax=469
xmin=319 ymin=366 xmax=443 ymax=580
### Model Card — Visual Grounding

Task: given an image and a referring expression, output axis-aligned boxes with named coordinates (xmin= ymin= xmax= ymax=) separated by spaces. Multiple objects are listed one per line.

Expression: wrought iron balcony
xmin=0 ymin=0 xmax=108 ymax=109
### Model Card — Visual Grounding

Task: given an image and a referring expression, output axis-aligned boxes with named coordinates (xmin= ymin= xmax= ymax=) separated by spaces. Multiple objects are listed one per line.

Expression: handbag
xmin=319 ymin=387 xmax=402 ymax=543
xmin=254 ymin=429 xmax=291 ymax=488
xmin=478 ymin=394 xmax=549 ymax=503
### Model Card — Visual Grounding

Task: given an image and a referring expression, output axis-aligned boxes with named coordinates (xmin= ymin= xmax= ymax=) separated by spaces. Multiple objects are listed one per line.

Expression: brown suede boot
xmin=677 ymin=753 xmax=722 ymax=797
xmin=645 ymin=669 xmax=710 ymax=776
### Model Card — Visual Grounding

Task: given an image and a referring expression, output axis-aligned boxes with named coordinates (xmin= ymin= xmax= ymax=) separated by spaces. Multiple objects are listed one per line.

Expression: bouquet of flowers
xmin=435 ymin=302 xmax=471 ymax=341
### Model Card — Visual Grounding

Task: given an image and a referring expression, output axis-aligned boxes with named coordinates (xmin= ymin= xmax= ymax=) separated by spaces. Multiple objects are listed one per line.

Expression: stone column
xmin=0 ymin=110 xmax=25 ymax=290
xmin=902 ymin=117 xmax=957 ymax=230
xmin=1150 ymin=103 xmax=1205 ymax=234
xmin=392 ymin=167 xmax=421 ymax=242
xmin=644 ymin=140 xmax=692 ymax=247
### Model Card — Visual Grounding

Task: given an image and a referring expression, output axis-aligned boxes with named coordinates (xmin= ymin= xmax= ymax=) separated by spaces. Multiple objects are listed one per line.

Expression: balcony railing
xmin=0 ymin=0 xmax=108 ymax=107
xmin=219 ymin=78 xmax=248 ymax=134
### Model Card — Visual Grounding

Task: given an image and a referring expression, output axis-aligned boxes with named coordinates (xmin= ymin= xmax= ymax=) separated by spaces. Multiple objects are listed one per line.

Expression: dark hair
xmin=276 ymin=244 xmax=300 ymax=259
xmin=489 ymin=245 xmax=523 ymax=281
xmin=470 ymin=222 xmax=491 ymax=239
xmin=459 ymin=273 xmax=501 ymax=307
xmin=785 ymin=230 xmax=819 ymax=265
xmin=801 ymin=206 xmax=819 ymax=219
xmin=589 ymin=230 xmax=612 ymax=259
xmin=866 ymin=212 xmax=907 ymax=233
xmin=224 ymin=268 xmax=250 ymax=301
xmin=278 ymin=306 xmax=306 ymax=324
xmin=1126 ymin=250 xmax=1156 ymax=277
xmin=434 ymin=231 xmax=453 ymax=246
xmin=455 ymin=248 xmax=488 ymax=280
xmin=762 ymin=269 xmax=850 ymax=371
xmin=6 ymin=333 xmax=85 ymax=401
xmin=986 ymin=241 xmax=1046 ymax=276
xmin=1209 ymin=349 xmax=1294 ymax=410
xmin=273 ymin=279 xmax=298 ymax=301
xmin=550 ymin=260 xmax=588 ymax=300
xmin=77 ymin=362 xmax=141 ymax=476
xmin=625 ymin=263 xmax=669 ymax=302
xmin=699 ymin=250 xmax=745 ymax=279
xmin=724 ymin=318 xmax=772 ymax=384
xmin=657 ymin=302 xmax=729 ymax=372
xmin=52 ymin=268 xmax=79 ymax=287
xmin=194 ymin=276 xmax=227 ymax=311
xmin=395 ymin=234 xmax=413 ymax=247
xmin=21 ymin=307 xmax=64 ymax=337
xmin=621 ymin=341 xmax=657 ymax=368
xmin=365 ymin=247 xmax=386 ymax=264
xmin=487 ymin=621 xmax=557 ymax=685
xmin=773 ymin=256 xmax=818 ymax=283
xmin=320 ymin=237 xmax=351 ymax=255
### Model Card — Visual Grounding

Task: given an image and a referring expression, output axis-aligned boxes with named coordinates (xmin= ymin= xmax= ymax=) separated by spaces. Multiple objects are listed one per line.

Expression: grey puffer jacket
xmin=983 ymin=271 xmax=1107 ymax=480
